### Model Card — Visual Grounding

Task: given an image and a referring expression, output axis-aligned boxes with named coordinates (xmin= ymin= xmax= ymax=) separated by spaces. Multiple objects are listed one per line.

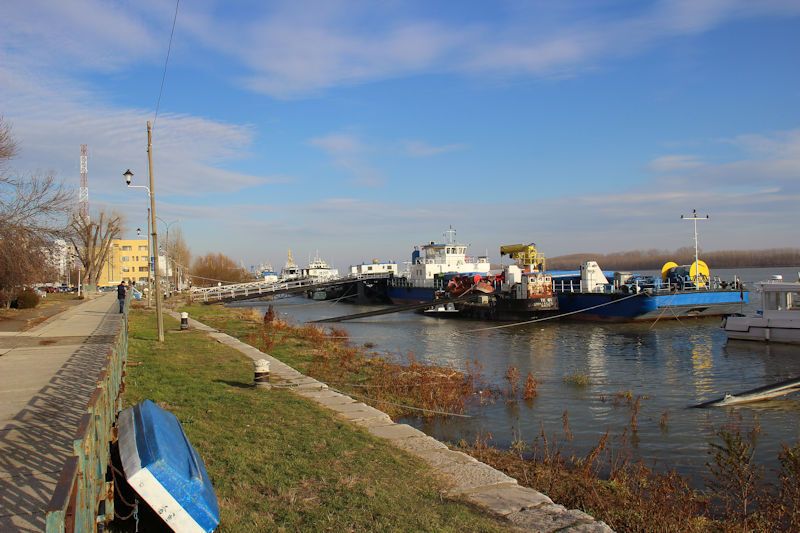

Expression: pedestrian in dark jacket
xmin=117 ymin=281 xmax=127 ymax=313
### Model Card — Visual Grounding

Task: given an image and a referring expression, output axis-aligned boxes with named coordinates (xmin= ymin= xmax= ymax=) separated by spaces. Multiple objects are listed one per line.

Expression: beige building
xmin=98 ymin=239 xmax=151 ymax=288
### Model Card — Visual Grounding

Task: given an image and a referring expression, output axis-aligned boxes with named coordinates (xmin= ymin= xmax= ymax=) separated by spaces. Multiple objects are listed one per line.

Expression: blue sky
xmin=2 ymin=0 xmax=799 ymax=270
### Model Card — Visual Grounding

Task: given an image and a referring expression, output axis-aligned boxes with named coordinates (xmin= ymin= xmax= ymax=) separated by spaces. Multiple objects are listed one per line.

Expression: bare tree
xmin=0 ymin=117 xmax=72 ymax=306
xmin=68 ymin=210 xmax=123 ymax=291
xmin=166 ymin=226 xmax=191 ymax=288
xmin=191 ymin=252 xmax=251 ymax=287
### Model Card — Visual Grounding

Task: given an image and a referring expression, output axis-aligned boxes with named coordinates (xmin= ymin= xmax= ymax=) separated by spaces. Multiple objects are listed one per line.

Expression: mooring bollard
xmin=180 ymin=312 xmax=189 ymax=330
xmin=254 ymin=359 xmax=271 ymax=389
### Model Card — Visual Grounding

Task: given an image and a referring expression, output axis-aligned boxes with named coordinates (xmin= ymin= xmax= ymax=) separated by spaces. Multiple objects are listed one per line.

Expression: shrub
xmin=15 ymin=288 xmax=41 ymax=309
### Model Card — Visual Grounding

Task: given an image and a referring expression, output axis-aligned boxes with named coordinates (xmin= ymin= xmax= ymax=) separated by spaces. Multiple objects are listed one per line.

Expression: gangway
xmin=191 ymin=272 xmax=392 ymax=303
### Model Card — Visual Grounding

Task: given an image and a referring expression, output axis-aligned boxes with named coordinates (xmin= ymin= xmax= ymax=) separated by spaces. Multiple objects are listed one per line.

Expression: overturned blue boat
xmin=118 ymin=400 xmax=220 ymax=532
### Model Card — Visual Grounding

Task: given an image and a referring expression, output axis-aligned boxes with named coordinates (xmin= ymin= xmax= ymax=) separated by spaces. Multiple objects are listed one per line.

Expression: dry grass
xmin=194 ymin=306 xmax=480 ymax=418
xmin=459 ymin=420 xmax=800 ymax=533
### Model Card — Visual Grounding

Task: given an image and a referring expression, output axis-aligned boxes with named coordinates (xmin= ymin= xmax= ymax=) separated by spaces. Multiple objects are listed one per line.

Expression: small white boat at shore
xmin=723 ymin=274 xmax=800 ymax=345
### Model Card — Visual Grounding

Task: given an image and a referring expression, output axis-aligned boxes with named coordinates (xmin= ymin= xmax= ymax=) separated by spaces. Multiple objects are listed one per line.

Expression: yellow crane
xmin=500 ymin=243 xmax=546 ymax=272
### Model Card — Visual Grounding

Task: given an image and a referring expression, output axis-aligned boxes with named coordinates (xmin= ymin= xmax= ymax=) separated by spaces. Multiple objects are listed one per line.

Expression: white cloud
xmin=403 ymin=140 xmax=465 ymax=157
xmin=0 ymin=63 xmax=272 ymax=198
xmin=309 ymin=132 xmax=385 ymax=187
xmin=171 ymin=0 xmax=800 ymax=97
xmin=309 ymin=133 xmax=363 ymax=155
xmin=648 ymin=155 xmax=705 ymax=172
xmin=648 ymin=129 xmax=800 ymax=190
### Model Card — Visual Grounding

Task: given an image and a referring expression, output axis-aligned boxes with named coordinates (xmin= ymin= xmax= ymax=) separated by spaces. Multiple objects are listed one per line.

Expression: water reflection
xmin=247 ymin=267 xmax=800 ymax=482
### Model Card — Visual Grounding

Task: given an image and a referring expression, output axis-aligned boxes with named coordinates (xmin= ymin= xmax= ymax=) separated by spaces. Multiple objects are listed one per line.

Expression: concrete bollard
xmin=180 ymin=312 xmax=189 ymax=330
xmin=254 ymin=359 xmax=271 ymax=389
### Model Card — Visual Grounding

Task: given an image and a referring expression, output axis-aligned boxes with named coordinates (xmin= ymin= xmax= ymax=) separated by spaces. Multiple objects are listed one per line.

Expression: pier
xmin=0 ymin=294 xmax=126 ymax=531
xmin=191 ymin=272 xmax=393 ymax=303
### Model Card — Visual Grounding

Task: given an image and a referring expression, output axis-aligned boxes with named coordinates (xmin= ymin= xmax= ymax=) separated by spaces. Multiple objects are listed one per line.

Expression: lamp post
xmin=156 ymin=216 xmax=179 ymax=294
xmin=123 ymin=121 xmax=164 ymax=342
xmin=124 ymin=170 xmax=153 ymax=307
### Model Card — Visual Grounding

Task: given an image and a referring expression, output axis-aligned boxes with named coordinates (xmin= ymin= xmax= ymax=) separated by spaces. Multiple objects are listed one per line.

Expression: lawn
xmin=121 ymin=308 xmax=509 ymax=532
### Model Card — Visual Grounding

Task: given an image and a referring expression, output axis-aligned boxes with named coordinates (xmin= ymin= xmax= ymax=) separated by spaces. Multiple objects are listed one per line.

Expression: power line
xmin=153 ymin=0 xmax=181 ymax=130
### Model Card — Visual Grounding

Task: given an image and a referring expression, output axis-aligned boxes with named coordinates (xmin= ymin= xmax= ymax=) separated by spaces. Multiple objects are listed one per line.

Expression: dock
xmin=0 ymin=294 xmax=125 ymax=531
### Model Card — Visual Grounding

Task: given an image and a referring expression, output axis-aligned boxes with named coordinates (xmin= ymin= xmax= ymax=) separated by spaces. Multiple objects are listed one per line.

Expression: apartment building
xmin=98 ymin=239 xmax=151 ymax=288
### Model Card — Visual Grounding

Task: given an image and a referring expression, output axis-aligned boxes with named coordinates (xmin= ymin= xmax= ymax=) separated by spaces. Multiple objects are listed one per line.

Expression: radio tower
xmin=79 ymin=144 xmax=89 ymax=220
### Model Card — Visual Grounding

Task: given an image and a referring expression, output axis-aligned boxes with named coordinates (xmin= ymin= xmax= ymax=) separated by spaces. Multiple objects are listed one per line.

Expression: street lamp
xmin=156 ymin=217 xmax=179 ymax=293
xmin=126 ymin=175 xmax=153 ymax=307
xmin=122 ymin=120 xmax=164 ymax=342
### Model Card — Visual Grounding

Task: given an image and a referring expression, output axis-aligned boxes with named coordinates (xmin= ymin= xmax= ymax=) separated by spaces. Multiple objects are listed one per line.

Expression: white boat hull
xmin=724 ymin=316 xmax=800 ymax=345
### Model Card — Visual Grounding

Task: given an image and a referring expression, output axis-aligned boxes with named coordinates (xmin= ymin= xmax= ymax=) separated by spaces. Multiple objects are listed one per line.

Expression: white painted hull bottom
xmin=724 ymin=316 xmax=800 ymax=345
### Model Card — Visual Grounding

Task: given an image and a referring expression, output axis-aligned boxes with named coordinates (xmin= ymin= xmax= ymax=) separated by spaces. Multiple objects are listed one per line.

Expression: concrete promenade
xmin=169 ymin=310 xmax=613 ymax=533
xmin=0 ymin=293 xmax=121 ymax=531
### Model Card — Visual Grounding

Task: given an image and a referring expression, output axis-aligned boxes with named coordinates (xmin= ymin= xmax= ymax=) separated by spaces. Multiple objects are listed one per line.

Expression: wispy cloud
xmin=172 ymin=0 xmax=800 ymax=97
xmin=403 ymin=140 xmax=465 ymax=157
xmin=309 ymin=132 xmax=385 ymax=187
xmin=649 ymin=129 xmax=800 ymax=189
xmin=648 ymin=154 xmax=705 ymax=172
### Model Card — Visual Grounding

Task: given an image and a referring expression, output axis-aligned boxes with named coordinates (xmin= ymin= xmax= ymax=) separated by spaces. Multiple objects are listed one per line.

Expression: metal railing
xmin=552 ymin=276 xmax=731 ymax=294
xmin=191 ymin=272 xmax=393 ymax=302
xmin=45 ymin=296 xmax=129 ymax=532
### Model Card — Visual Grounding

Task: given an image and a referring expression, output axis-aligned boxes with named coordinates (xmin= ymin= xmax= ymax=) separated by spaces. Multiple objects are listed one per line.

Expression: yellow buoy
xmin=661 ymin=261 xmax=679 ymax=281
xmin=689 ymin=260 xmax=710 ymax=287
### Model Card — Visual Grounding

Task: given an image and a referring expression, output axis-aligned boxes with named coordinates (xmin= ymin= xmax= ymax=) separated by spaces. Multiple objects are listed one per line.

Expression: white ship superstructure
xmin=407 ymin=227 xmax=490 ymax=282
xmin=304 ymin=253 xmax=339 ymax=281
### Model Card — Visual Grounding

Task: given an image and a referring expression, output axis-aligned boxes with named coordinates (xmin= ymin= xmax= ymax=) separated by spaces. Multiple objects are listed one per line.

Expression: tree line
xmin=548 ymin=247 xmax=800 ymax=271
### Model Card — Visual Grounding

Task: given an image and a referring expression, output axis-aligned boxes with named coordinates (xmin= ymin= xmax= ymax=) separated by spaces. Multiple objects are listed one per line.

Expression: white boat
xmin=723 ymin=274 xmax=800 ymax=344
xmin=304 ymin=252 xmax=339 ymax=281
xmin=387 ymin=227 xmax=491 ymax=303
xmin=280 ymin=249 xmax=303 ymax=281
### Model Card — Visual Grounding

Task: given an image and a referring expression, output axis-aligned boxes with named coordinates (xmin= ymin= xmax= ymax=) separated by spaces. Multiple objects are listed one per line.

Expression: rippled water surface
xmin=241 ymin=267 xmax=800 ymax=482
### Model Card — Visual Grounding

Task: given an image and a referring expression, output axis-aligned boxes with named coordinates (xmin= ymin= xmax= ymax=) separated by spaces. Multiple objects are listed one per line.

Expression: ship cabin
xmin=409 ymin=240 xmax=490 ymax=280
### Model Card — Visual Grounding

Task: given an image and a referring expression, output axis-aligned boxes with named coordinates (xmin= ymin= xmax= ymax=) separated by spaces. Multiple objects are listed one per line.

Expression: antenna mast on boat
xmin=444 ymin=226 xmax=456 ymax=244
xmin=680 ymin=209 xmax=709 ymax=290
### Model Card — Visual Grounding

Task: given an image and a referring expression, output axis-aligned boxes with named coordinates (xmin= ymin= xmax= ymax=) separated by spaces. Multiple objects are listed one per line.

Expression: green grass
xmin=178 ymin=303 xmax=321 ymax=372
xmin=123 ymin=308 xmax=508 ymax=532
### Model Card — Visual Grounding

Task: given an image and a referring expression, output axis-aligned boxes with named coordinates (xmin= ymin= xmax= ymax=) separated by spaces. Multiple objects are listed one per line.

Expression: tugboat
xmin=424 ymin=243 xmax=560 ymax=321
xmin=387 ymin=227 xmax=491 ymax=304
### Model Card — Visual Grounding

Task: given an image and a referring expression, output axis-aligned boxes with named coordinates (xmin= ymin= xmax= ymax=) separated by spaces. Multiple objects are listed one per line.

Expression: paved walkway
xmin=169 ymin=310 xmax=613 ymax=533
xmin=0 ymin=294 xmax=122 ymax=531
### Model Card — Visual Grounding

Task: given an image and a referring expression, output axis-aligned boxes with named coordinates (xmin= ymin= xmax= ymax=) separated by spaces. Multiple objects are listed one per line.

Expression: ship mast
xmin=444 ymin=226 xmax=456 ymax=244
xmin=680 ymin=209 xmax=709 ymax=290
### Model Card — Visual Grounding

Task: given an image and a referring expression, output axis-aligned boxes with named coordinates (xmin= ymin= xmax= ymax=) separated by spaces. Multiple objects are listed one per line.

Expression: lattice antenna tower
xmin=79 ymin=144 xmax=89 ymax=220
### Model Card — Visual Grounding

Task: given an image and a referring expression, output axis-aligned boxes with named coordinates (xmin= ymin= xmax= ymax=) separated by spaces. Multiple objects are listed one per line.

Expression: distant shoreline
xmin=547 ymin=247 xmax=800 ymax=271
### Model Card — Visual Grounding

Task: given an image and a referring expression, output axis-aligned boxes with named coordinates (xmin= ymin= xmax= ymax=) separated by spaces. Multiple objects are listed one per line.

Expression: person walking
xmin=117 ymin=280 xmax=127 ymax=313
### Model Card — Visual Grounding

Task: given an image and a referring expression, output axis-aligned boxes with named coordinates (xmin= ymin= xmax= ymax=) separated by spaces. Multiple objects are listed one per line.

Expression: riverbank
xmin=119 ymin=306 xmax=516 ymax=531
xmin=173 ymin=299 xmax=800 ymax=532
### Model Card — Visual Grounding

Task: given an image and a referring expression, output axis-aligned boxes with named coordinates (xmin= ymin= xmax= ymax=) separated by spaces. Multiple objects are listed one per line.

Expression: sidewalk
xmin=0 ymin=293 xmax=122 ymax=531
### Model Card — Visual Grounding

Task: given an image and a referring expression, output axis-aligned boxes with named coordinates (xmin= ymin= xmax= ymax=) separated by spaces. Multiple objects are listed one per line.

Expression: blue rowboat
xmin=118 ymin=400 xmax=220 ymax=532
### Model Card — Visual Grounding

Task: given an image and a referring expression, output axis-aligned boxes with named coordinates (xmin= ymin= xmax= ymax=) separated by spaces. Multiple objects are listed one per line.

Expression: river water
xmin=241 ymin=267 xmax=800 ymax=483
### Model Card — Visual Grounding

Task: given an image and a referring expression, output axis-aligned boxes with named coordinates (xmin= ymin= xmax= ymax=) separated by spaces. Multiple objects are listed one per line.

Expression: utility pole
xmin=680 ymin=209 xmax=709 ymax=290
xmin=146 ymin=209 xmax=152 ymax=308
xmin=79 ymin=144 xmax=89 ymax=220
xmin=147 ymin=121 xmax=164 ymax=342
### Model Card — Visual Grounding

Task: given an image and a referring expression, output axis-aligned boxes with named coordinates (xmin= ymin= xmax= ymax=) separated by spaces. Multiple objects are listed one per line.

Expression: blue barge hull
xmin=557 ymin=289 xmax=748 ymax=322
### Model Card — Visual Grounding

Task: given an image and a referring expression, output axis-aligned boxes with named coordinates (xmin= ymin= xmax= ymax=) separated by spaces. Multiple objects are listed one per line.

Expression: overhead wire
xmin=152 ymin=0 xmax=181 ymax=130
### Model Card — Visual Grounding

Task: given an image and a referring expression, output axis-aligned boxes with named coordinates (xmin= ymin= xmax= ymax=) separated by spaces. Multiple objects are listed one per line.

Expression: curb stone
xmin=167 ymin=310 xmax=614 ymax=532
